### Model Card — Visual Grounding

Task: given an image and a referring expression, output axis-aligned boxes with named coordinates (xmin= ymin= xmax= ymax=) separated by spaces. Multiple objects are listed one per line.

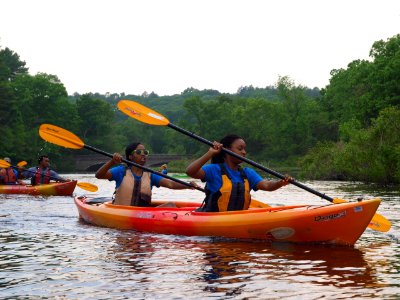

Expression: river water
xmin=1 ymin=174 xmax=399 ymax=299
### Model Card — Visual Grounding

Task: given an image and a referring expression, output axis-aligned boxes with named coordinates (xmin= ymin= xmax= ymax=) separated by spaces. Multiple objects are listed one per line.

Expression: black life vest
xmin=199 ymin=164 xmax=251 ymax=212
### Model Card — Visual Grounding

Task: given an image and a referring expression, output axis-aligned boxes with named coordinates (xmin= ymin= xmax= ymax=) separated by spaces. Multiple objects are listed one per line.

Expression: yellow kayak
xmin=0 ymin=181 xmax=77 ymax=196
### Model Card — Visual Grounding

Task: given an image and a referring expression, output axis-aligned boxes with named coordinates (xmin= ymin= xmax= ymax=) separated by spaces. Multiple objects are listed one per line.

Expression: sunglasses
xmin=132 ymin=149 xmax=150 ymax=156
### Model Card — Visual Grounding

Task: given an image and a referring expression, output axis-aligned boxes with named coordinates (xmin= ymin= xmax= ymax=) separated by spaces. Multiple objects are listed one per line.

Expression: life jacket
xmin=2 ymin=168 xmax=17 ymax=184
xmin=32 ymin=168 xmax=52 ymax=185
xmin=113 ymin=168 xmax=152 ymax=207
xmin=200 ymin=164 xmax=251 ymax=212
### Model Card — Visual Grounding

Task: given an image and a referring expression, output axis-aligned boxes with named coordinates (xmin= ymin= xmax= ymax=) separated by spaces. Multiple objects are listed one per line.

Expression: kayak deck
xmin=74 ymin=196 xmax=381 ymax=245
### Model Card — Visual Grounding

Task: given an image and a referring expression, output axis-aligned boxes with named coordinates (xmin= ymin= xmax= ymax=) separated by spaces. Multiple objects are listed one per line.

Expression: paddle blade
xmin=77 ymin=182 xmax=98 ymax=192
xmin=333 ymin=198 xmax=391 ymax=232
xmin=333 ymin=198 xmax=348 ymax=204
xmin=39 ymin=124 xmax=84 ymax=149
xmin=117 ymin=100 xmax=170 ymax=126
xmin=369 ymin=213 xmax=391 ymax=232
xmin=17 ymin=161 xmax=28 ymax=167
xmin=0 ymin=159 xmax=11 ymax=168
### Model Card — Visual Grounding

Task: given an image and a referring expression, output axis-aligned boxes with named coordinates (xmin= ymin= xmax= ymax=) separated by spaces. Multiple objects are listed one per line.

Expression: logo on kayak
xmin=353 ymin=206 xmax=363 ymax=213
xmin=267 ymin=227 xmax=295 ymax=239
xmin=315 ymin=211 xmax=346 ymax=222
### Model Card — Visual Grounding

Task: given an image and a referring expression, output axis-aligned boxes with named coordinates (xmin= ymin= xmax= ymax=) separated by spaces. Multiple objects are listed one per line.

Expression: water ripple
xmin=0 ymin=177 xmax=399 ymax=299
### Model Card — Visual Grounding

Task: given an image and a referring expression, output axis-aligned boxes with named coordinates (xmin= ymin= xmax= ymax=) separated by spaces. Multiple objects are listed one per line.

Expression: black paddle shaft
xmin=167 ymin=123 xmax=334 ymax=202
xmin=83 ymin=144 xmax=205 ymax=193
xmin=10 ymin=165 xmax=69 ymax=183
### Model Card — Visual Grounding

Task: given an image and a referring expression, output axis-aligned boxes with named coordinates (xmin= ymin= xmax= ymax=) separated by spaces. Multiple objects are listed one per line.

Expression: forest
xmin=1 ymin=34 xmax=399 ymax=184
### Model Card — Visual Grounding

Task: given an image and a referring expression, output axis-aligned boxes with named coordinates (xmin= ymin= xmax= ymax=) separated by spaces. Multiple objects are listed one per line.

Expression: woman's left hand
xmin=280 ymin=175 xmax=293 ymax=186
xmin=188 ymin=181 xmax=201 ymax=189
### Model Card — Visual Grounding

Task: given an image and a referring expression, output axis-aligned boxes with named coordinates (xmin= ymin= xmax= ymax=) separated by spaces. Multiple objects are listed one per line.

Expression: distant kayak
xmin=0 ymin=180 xmax=77 ymax=196
xmin=74 ymin=196 xmax=380 ymax=245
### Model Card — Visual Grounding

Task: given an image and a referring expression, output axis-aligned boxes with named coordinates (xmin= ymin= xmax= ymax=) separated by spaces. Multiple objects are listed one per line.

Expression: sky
xmin=1 ymin=0 xmax=399 ymax=96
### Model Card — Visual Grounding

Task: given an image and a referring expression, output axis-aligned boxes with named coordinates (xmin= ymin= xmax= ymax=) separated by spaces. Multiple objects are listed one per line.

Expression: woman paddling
xmin=96 ymin=142 xmax=198 ymax=206
xmin=186 ymin=134 xmax=291 ymax=212
xmin=0 ymin=157 xmax=24 ymax=185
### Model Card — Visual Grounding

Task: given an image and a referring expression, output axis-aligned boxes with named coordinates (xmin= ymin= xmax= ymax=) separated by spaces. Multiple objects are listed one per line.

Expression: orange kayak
xmin=74 ymin=196 xmax=381 ymax=245
xmin=0 ymin=181 xmax=77 ymax=196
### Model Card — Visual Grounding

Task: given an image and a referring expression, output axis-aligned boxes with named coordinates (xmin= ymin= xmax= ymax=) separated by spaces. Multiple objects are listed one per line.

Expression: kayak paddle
xmin=38 ymin=124 xmax=205 ymax=193
xmin=117 ymin=99 xmax=391 ymax=232
xmin=0 ymin=159 xmax=98 ymax=192
xmin=17 ymin=161 xmax=28 ymax=167
xmin=37 ymin=124 xmax=270 ymax=208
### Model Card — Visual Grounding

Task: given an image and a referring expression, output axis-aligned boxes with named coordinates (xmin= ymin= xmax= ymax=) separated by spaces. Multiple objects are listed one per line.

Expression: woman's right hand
xmin=208 ymin=141 xmax=223 ymax=156
xmin=112 ymin=153 xmax=123 ymax=164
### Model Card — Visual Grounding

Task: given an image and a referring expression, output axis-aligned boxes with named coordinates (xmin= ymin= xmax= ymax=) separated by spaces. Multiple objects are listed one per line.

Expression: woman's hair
xmin=211 ymin=134 xmax=243 ymax=164
xmin=125 ymin=142 xmax=142 ymax=160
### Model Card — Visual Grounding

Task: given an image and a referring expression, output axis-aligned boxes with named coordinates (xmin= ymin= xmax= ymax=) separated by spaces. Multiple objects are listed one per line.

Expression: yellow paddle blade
xmin=117 ymin=100 xmax=170 ymax=126
xmin=77 ymin=182 xmax=98 ymax=192
xmin=333 ymin=198 xmax=348 ymax=204
xmin=250 ymin=198 xmax=271 ymax=208
xmin=17 ymin=161 xmax=28 ymax=167
xmin=0 ymin=159 xmax=11 ymax=168
xmin=369 ymin=213 xmax=391 ymax=232
xmin=333 ymin=197 xmax=391 ymax=232
xmin=39 ymin=124 xmax=84 ymax=149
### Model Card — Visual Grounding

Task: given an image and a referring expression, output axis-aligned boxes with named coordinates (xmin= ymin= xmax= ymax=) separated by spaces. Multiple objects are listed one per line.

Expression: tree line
xmin=1 ymin=34 xmax=399 ymax=184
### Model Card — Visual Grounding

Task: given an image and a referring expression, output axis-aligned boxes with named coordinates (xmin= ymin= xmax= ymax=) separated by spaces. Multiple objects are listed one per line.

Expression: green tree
xmin=76 ymin=94 xmax=116 ymax=150
xmin=300 ymin=107 xmax=400 ymax=184
xmin=276 ymin=76 xmax=331 ymax=158
xmin=0 ymin=46 xmax=29 ymax=159
xmin=368 ymin=34 xmax=400 ymax=109
xmin=0 ymin=46 xmax=28 ymax=81
xmin=8 ymin=73 xmax=79 ymax=168
xmin=321 ymin=34 xmax=400 ymax=128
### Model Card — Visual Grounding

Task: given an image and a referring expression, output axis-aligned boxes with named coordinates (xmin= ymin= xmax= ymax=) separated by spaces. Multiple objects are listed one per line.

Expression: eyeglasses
xmin=132 ymin=149 xmax=150 ymax=156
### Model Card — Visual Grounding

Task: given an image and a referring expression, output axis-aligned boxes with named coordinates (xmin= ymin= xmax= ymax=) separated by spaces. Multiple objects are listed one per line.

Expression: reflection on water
xmin=101 ymin=233 xmax=384 ymax=299
xmin=0 ymin=175 xmax=399 ymax=299
xmin=201 ymin=241 xmax=375 ymax=287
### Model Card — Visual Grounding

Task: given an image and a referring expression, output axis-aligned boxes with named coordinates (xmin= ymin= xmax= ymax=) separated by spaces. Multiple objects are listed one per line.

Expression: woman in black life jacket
xmin=186 ymin=134 xmax=291 ymax=212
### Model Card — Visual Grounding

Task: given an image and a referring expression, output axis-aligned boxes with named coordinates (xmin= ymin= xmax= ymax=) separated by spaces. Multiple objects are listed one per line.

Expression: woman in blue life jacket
xmin=186 ymin=134 xmax=291 ymax=212
xmin=96 ymin=142 xmax=198 ymax=207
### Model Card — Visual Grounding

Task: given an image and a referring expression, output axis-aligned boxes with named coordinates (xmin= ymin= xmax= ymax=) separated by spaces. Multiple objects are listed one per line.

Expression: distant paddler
xmin=22 ymin=155 xmax=70 ymax=185
xmin=159 ymin=163 xmax=168 ymax=175
xmin=0 ymin=157 xmax=25 ymax=185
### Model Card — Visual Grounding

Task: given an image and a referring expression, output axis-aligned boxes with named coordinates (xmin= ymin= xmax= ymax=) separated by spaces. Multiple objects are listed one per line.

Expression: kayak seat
xmin=85 ymin=197 xmax=111 ymax=205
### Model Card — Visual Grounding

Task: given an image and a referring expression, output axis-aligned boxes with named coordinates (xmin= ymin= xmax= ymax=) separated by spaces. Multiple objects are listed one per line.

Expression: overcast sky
xmin=1 ymin=0 xmax=399 ymax=96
